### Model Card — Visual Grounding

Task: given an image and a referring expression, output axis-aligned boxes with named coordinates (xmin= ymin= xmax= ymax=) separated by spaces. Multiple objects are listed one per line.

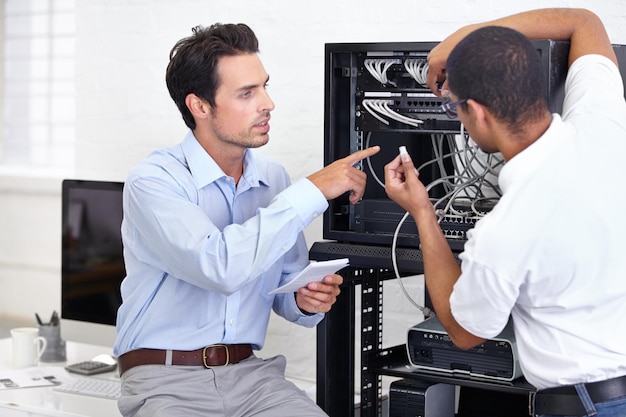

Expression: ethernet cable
xmin=364 ymin=127 xmax=504 ymax=316
xmin=361 ymin=118 xmax=504 ymax=316
xmin=362 ymin=99 xmax=391 ymax=126
xmin=404 ymin=58 xmax=429 ymax=86
xmin=364 ymin=58 xmax=398 ymax=85
xmin=391 ymin=210 xmax=433 ymax=319
xmin=362 ymin=99 xmax=424 ymax=128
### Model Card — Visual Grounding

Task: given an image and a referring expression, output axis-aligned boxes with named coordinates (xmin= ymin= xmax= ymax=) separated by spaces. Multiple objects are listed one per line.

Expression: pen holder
xmin=38 ymin=324 xmax=67 ymax=363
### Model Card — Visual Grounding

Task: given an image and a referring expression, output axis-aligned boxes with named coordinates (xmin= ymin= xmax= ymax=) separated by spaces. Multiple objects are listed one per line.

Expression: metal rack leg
xmin=316 ymin=272 xmax=356 ymax=417
xmin=360 ymin=268 xmax=384 ymax=417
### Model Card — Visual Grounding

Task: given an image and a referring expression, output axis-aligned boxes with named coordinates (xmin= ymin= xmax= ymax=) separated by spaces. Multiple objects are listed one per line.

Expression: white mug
xmin=11 ymin=327 xmax=47 ymax=369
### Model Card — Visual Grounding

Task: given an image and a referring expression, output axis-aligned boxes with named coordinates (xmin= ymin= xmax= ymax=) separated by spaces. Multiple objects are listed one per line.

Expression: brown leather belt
xmin=117 ymin=344 xmax=253 ymax=376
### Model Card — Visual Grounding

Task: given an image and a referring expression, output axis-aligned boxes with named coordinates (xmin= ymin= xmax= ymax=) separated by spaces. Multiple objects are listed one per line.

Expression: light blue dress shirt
xmin=114 ymin=131 xmax=329 ymax=356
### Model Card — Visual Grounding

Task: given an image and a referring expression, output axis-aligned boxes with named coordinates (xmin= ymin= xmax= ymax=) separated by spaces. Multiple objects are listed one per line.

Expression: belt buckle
xmin=203 ymin=344 xmax=229 ymax=368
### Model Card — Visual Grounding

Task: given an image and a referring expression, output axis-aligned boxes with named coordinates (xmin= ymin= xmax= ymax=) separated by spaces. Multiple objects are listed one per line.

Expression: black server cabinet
xmin=322 ymin=40 xmax=580 ymax=254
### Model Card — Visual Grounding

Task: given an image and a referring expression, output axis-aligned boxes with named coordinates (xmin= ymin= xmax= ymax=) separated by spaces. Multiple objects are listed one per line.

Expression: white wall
xmin=2 ymin=0 xmax=626 ymax=385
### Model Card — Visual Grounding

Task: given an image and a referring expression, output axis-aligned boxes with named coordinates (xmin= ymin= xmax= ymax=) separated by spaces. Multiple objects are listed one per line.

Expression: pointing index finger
xmin=344 ymin=146 xmax=380 ymax=165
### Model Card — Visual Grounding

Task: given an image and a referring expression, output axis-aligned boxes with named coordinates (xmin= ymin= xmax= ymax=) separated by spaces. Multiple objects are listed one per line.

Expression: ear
xmin=466 ymin=99 xmax=491 ymax=130
xmin=185 ymin=93 xmax=211 ymax=120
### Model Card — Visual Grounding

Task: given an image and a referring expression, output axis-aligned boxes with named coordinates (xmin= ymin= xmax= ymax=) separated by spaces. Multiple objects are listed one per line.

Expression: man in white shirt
xmin=385 ymin=8 xmax=626 ymax=417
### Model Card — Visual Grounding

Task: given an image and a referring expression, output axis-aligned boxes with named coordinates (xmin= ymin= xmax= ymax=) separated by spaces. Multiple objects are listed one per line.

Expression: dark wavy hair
xmin=447 ymin=26 xmax=548 ymax=134
xmin=165 ymin=23 xmax=259 ymax=130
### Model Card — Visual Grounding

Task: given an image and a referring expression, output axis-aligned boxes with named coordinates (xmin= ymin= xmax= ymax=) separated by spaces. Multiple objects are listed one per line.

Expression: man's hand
xmin=384 ymin=153 xmax=432 ymax=215
xmin=295 ymin=273 xmax=343 ymax=314
xmin=426 ymin=24 xmax=478 ymax=97
xmin=307 ymin=146 xmax=380 ymax=205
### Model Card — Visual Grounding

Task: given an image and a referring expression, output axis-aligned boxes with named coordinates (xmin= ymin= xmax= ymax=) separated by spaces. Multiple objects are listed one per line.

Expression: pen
xmin=35 ymin=313 xmax=43 ymax=326
xmin=50 ymin=311 xmax=59 ymax=326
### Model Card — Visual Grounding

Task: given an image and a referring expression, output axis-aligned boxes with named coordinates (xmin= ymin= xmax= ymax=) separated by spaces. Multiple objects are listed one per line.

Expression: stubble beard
xmin=212 ymin=113 xmax=270 ymax=150
xmin=216 ymin=129 xmax=269 ymax=149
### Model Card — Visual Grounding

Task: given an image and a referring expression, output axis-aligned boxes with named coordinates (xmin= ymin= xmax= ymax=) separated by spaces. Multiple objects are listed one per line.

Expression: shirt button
xmin=229 ymin=318 xmax=235 ymax=325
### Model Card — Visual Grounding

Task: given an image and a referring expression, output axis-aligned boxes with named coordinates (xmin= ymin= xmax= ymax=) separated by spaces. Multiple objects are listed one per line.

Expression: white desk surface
xmin=0 ymin=338 xmax=122 ymax=417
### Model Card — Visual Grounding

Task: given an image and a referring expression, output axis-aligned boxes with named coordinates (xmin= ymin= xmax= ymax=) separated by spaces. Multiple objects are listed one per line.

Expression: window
xmin=1 ymin=0 xmax=75 ymax=175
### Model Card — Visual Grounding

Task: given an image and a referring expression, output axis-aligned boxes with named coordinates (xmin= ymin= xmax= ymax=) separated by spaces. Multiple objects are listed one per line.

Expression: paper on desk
xmin=0 ymin=367 xmax=64 ymax=390
xmin=269 ymin=258 xmax=349 ymax=295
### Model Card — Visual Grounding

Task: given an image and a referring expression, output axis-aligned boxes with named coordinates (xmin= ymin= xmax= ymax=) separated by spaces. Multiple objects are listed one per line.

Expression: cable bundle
xmin=363 ymin=128 xmax=504 ymax=316
xmin=404 ymin=58 xmax=429 ymax=86
xmin=364 ymin=58 xmax=399 ymax=85
xmin=362 ymin=99 xmax=424 ymax=127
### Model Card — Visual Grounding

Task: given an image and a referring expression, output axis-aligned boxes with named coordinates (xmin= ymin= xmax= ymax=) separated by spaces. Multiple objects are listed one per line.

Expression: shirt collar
xmin=181 ymin=130 xmax=269 ymax=189
xmin=498 ymin=114 xmax=567 ymax=193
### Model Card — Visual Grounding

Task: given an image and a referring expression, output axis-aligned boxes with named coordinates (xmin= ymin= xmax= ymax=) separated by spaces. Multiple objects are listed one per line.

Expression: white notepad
xmin=269 ymin=258 xmax=349 ymax=294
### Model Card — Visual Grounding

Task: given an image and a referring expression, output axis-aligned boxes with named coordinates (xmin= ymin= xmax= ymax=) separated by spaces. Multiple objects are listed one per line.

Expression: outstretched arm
xmin=384 ymin=153 xmax=485 ymax=349
xmin=427 ymin=8 xmax=617 ymax=96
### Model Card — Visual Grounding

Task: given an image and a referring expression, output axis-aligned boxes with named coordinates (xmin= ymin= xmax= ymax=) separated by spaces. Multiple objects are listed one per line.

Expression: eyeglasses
xmin=440 ymin=98 xmax=467 ymax=119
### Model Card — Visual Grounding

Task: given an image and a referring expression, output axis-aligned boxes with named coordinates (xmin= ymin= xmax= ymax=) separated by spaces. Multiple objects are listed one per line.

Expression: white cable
xmin=404 ymin=59 xmax=429 ymax=86
xmin=379 ymin=60 xmax=394 ymax=84
xmin=365 ymin=132 xmax=385 ymax=188
xmin=364 ymin=59 xmax=397 ymax=85
xmin=379 ymin=100 xmax=424 ymax=127
xmin=363 ymin=99 xmax=423 ymax=128
xmin=388 ymin=123 xmax=505 ymax=317
xmin=362 ymin=99 xmax=390 ymax=125
xmin=364 ymin=60 xmax=383 ymax=84
xmin=391 ymin=210 xmax=432 ymax=317
xmin=363 ymin=118 xmax=502 ymax=317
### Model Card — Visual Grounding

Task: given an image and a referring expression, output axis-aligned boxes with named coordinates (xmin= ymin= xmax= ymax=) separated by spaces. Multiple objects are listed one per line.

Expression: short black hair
xmin=165 ymin=23 xmax=259 ymax=130
xmin=447 ymin=26 xmax=548 ymax=134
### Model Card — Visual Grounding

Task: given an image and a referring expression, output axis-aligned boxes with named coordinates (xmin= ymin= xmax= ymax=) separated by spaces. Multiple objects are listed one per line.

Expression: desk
xmin=0 ymin=338 xmax=122 ymax=417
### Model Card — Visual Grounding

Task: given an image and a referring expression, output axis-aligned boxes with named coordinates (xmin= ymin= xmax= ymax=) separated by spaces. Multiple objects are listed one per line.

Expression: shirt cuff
xmin=280 ymin=178 xmax=328 ymax=227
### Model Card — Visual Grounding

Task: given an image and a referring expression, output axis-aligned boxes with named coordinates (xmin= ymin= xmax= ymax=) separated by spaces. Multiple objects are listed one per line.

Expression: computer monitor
xmin=60 ymin=179 xmax=125 ymax=348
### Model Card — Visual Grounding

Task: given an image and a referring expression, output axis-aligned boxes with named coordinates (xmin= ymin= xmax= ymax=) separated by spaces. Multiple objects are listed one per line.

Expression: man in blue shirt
xmin=114 ymin=23 xmax=379 ymax=417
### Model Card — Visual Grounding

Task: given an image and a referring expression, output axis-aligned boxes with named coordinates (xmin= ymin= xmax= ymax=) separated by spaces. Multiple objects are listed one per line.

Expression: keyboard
xmin=53 ymin=377 xmax=121 ymax=400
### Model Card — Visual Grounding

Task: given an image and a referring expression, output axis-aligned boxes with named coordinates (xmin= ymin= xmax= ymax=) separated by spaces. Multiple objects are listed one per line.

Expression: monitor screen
xmin=61 ymin=179 xmax=125 ymax=348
